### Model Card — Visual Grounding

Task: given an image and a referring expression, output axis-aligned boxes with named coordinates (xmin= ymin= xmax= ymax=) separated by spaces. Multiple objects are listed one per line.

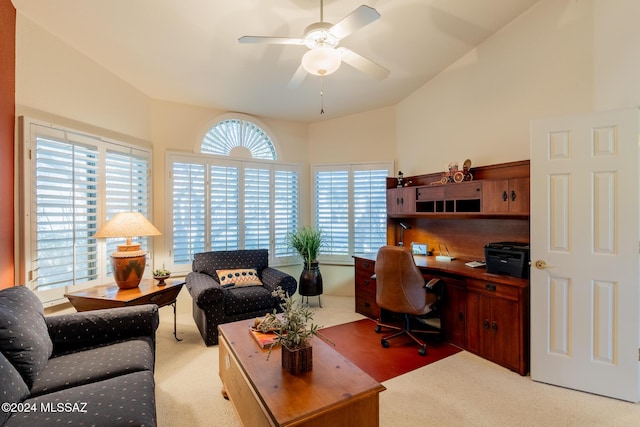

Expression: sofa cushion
xmin=217 ymin=268 xmax=263 ymax=287
xmin=30 ymin=337 xmax=155 ymax=397
xmin=4 ymin=370 xmax=156 ymax=427
xmin=0 ymin=351 xmax=30 ymax=426
xmin=224 ymin=286 xmax=275 ymax=316
xmin=0 ymin=286 xmax=53 ymax=388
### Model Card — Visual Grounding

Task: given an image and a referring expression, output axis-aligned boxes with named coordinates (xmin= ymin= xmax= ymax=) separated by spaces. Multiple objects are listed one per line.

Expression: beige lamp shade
xmin=93 ymin=212 xmax=161 ymax=289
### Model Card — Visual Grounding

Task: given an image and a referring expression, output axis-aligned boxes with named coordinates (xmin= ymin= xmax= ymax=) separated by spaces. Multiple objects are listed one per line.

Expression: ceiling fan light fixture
xmin=302 ymin=47 xmax=342 ymax=76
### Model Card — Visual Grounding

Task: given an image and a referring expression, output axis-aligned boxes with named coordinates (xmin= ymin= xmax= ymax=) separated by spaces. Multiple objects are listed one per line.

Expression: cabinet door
xmin=482 ymin=178 xmax=529 ymax=214
xmin=508 ymin=177 xmax=529 ymax=214
xmin=488 ymin=297 xmax=520 ymax=370
xmin=442 ymin=282 xmax=466 ymax=348
xmin=467 ymin=290 xmax=521 ymax=372
xmin=386 ymin=187 xmax=415 ymax=215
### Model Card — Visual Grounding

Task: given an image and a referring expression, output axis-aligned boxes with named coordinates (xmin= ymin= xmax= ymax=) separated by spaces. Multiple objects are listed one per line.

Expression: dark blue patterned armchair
xmin=0 ymin=286 xmax=159 ymax=427
xmin=185 ymin=249 xmax=297 ymax=345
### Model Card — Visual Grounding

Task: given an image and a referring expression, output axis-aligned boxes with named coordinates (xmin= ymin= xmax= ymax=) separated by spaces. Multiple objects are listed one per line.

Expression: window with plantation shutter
xmin=22 ymin=119 xmax=152 ymax=305
xmin=168 ymin=115 xmax=298 ymax=270
xmin=210 ymin=164 xmax=239 ymax=251
xmin=172 ymin=161 xmax=207 ymax=264
xmin=244 ymin=167 xmax=271 ymax=250
xmin=312 ymin=162 xmax=392 ymax=263
xmin=274 ymin=170 xmax=299 ymax=257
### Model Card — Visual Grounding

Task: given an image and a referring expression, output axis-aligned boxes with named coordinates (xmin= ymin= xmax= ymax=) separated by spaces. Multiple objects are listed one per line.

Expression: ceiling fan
xmin=238 ymin=1 xmax=390 ymax=89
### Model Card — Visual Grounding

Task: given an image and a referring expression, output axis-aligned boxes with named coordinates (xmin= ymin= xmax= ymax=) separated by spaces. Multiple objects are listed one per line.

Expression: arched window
xmin=168 ymin=114 xmax=298 ymax=272
xmin=201 ymin=116 xmax=277 ymax=160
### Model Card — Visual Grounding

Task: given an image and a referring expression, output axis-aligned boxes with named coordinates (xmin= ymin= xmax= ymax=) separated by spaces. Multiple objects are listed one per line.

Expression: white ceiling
xmin=12 ymin=0 xmax=539 ymax=122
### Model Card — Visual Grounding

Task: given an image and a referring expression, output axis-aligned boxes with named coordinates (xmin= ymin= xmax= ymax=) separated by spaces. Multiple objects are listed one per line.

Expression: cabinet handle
xmin=396 ymin=197 xmax=400 ymax=205
xmin=483 ymin=319 xmax=490 ymax=330
xmin=363 ymin=262 xmax=370 ymax=269
xmin=363 ymin=280 xmax=370 ymax=287
xmin=150 ymin=294 xmax=162 ymax=303
xmin=364 ymin=302 xmax=371 ymax=308
xmin=491 ymin=322 xmax=498 ymax=332
xmin=511 ymin=190 xmax=516 ymax=201
xmin=401 ymin=197 xmax=404 ymax=206
xmin=485 ymin=283 xmax=496 ymax=292
xmin=502 ymin=191 xmax=508 ymax=201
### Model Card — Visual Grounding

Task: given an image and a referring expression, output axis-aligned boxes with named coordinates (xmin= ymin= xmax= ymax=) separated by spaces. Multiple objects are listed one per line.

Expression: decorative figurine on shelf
xmin=397 ymin=171 xmax=404 ymax=188
xmin=430 ymin=159 xmax=473 ymax=185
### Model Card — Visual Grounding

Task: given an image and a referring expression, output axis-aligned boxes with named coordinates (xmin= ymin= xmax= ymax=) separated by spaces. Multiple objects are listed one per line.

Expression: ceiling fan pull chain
xmin=320 ymin=76 xmax=325 ymax=114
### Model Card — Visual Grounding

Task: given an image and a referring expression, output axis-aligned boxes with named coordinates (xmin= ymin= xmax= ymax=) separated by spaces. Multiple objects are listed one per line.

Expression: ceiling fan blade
xmin=287 ymin=64 xmax=308 ymax=89
xmin=338 ymin=48 xmax=390 ymax=80
xmin=329 ymin=5 xmax=380 ymax=39
xmin=238 ymin=36 xmax=305 ymax=45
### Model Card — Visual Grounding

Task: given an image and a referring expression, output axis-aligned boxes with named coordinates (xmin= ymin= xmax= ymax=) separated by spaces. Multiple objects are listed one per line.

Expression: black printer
xmin=484 ymin=242 xmax=530 ymax=279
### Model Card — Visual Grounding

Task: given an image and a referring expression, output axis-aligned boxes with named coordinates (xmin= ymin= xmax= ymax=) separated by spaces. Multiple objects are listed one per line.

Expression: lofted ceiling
xmin=12 ymin=0 xmax=539 ymax=122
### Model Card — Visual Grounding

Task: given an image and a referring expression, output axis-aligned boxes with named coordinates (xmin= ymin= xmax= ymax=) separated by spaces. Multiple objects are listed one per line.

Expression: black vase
xmin=299 ymin=261 xmax=323 ymax=297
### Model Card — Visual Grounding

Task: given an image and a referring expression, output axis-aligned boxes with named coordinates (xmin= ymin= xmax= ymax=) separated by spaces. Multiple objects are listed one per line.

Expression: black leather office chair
xmin=374 ymin=245 xmax=443 ymax=356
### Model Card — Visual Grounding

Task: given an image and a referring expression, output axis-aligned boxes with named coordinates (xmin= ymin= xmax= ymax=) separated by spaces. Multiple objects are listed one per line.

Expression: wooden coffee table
xmin=218 ymin=319 xmax=386 ymax=426
xmin=65 ymin=278 xmax=185 ymax=340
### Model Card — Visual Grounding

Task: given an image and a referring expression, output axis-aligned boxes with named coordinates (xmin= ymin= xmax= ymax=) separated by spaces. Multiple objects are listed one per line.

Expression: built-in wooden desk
xmin=354 ymin=254 xmax=529 ymax=375
xmin=219 ymin=319 xmax=386 ymax=427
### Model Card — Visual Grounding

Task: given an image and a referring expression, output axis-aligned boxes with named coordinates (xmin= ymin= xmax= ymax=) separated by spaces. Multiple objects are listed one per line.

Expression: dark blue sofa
xmin=0 ymin=286 xmax=158 ymax=426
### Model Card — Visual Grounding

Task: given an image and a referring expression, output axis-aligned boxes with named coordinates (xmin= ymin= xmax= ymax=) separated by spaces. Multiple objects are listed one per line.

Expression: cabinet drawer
xmin=446 ymin=181 xmax=482 ymax=199
xmin=356 ymin=295 xmax=380 ymax=319
xmin=355 ymin=271 xmax=376 ymax=296
xmin=416 ymin=186 xmax=445 ymax=201
xmin=466 ymin=278 xmax=518 ymax=301
xmin=355 ymin=258 xmax=375 ymax=275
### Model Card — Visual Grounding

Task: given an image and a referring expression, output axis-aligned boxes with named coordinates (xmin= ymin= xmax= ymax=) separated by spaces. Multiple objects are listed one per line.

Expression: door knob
xmin=534 ymin=260 xmax=547 ymax=270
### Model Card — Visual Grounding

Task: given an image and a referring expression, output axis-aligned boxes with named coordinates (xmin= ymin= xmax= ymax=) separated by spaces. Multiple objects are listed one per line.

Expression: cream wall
xmin=15 ymin=14 xmax=151 ymax=144
xmin=593 ymin=0 xmax=640 ymax=111
xmin=396 ymin=0 xmax=594 ymax=175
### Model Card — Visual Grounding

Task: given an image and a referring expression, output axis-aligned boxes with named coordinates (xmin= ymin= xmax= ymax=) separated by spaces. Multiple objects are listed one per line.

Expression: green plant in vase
xmin=286 ymin=227 xmax=324 ymax=304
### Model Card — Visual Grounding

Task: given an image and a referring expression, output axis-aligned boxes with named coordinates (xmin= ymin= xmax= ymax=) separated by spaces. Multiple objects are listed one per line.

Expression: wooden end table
xmin=65 ymin=278 xmax=185 ymax=341
xmin=219 ymin=319 xmax=386 ymax=426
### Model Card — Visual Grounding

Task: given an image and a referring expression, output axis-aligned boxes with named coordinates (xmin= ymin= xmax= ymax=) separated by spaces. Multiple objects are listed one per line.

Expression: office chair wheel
xmin=375 ymin=325 xmax=382 ymax=333
xmin=381 ymin=338 xmax=389 ymax=348
xmin=418 ymin=345 xmax=427 ymax=356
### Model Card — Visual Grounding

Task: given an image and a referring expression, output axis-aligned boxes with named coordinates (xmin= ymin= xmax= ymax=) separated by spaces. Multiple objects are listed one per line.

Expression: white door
xmin=530 ymin=108 xmax=640 ymax=402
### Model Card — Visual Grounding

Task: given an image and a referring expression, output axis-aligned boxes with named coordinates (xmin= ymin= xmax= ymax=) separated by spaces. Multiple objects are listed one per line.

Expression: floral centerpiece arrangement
xmin=152 ymin=264 xmax=171 ymax=285
xmin=254 ymin=286 xmax=326 ymax=374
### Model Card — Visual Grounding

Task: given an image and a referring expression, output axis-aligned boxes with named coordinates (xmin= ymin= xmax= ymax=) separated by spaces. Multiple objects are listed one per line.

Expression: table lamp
xmin=93 ymin=212 xmax=161 ymax=289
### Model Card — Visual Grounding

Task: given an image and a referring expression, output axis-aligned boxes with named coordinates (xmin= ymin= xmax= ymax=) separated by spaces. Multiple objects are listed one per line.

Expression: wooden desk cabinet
xmin=353 ymin=255 xmax=529 ymax=375
xmin=386 ymin=187 xmax=416 ymax=215
xmin=354 ymin=257 xmax=379 ymax=319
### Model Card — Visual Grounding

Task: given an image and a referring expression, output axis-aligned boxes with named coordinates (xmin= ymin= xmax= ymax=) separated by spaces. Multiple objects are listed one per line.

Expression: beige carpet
xmin=154 ymin=291 xmax=640 ymax=426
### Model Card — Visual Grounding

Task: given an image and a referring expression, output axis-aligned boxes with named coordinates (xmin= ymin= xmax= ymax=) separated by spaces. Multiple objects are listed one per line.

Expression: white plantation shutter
xmin=201 ymin=118 xmax=276 ymax=160
xmin=274 ymin=169 xmax=299 ymax=258
xmin=244 ymin=167 xmax=271 ymax=250
xmin=353 ymin=168 xmax=389 ymax=254
xmin=34 ymin=137 xmax=99 ymax=290
xmin=314 ymin=169 xmax=350 ymax=257
xmin=172 ymin=162 xmax=207 ymax=264
xmin=168 ymin=153 xmax=299 ymax=268
xmin=25 ymin=119 xmax=152 ymax=302
xmin=312 ymin=162 xmax=392 ymax=263
xmin=105 ymin=149 xmax=151 ymax=273
xmin=210 ymin=164 xmax=240 ymax=251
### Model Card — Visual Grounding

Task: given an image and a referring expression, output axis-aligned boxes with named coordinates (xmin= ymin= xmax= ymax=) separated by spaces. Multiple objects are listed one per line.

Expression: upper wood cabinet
xmin=386 ymin=187 xmax=416 ymax=215
xmin=386 ymin=162 xmax=530 ymax=218
xmin=482 ymin=178 xmax=530 ymax=214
